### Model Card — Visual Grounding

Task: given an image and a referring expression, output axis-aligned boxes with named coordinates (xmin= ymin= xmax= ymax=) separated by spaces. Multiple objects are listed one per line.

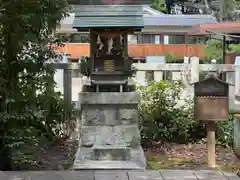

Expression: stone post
xmin=172 ymin=57 xmax=189 ymax=81
xmin=153 ymin=71 xmax=163 ymax=81
xmin=184 ymin=56 xmax=190 ymax=64
xmin=235 ymin=64 xmax=240 ymax=95
xmin=235 ymin=64 xmax=240 ymax=106
xmin=190 ymin=56 xmax=200 ymax=83
xmin=136 ymin=71 xmax=146 ymax=86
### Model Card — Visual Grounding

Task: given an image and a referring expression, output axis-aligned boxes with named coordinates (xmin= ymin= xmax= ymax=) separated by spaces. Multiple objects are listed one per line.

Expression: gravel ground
xmin=26 ymin=140 xmax=240 ymax=172
xmin=145 ymin=142 xmax=240 ymax=172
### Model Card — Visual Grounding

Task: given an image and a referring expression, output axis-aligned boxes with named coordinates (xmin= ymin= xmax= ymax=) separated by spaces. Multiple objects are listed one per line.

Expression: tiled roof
xmin=143 ymin=15 xmax=217 ymax=27
xmin=72 ymin=5 xmax=144 ymax=29
xmin=57 ymin=6 xmax=217 ymax=32
xmin=188 ymin=22 xmax=240 ymax=35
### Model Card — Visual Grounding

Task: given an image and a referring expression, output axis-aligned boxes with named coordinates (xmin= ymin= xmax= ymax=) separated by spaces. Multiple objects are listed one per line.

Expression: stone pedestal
xmin=73 ymin=92 xmax=146 ymax=170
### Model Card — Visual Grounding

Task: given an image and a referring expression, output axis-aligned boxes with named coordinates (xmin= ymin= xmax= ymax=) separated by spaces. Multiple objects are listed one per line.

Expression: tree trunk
xmin=0 ymin=98 xmax=12 ymax=170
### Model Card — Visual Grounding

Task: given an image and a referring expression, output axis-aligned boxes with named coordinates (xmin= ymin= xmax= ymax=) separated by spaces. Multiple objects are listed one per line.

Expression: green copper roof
xmin=72 ymin=5 xmax=144 ymax=29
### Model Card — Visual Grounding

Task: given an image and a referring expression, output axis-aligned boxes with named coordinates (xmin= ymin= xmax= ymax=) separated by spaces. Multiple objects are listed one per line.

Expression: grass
xmin=146 ymin=151 xmax=240 ymax=171
xmin=147 ymin=156 xmax=190 ymax=169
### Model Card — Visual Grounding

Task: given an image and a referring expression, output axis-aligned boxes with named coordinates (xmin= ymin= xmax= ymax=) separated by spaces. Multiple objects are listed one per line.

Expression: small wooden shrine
xmin=73 ymin=1 xmax=150 ymax=91
xmin=72 ymin=1 xmax=150 ymax=170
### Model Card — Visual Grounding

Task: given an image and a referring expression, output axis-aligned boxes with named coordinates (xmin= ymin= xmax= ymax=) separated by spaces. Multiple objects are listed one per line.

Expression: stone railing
xmin=47 ymin=57 xmax=240 ymax=110
xmin=133 ymin=57 xmax=240 ymax=110
xmin=133 ymin=57 xmax=235 ymax=86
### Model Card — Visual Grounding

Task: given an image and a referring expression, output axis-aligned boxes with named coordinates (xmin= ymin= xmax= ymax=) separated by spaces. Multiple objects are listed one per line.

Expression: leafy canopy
xmin=0 ymin=0 xmax=70 ymax=170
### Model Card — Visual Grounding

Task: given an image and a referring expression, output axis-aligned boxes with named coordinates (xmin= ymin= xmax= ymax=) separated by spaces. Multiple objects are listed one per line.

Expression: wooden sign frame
xmin=192 ymin=74 xmax=232 ymax=168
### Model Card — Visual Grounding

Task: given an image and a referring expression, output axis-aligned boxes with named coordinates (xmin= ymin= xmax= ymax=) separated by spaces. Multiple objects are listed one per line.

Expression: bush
xmin=216 ymin=110 xmax=240 ymax=147
xmin=2 ymin=75 xmax=69 ymax=169
xmin=138 ymin=80 xmax=205 ymax=146
xmin=138 ymin=80 xmax=234 ymax=147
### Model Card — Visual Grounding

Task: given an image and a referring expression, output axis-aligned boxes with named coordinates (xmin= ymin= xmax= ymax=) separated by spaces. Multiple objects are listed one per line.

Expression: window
xmin=69 ymin=33 xmax=90 ymax=43
xmin=154 ymin=35 xmax=160 ymax=44
xmin=164 ymin=35 xmax=169 ymax=44
xmin=187 ymin=36 xmax=198 ymax=44
xmin=168 ymin=35 xmax=185 ymax=44
xmin=140 ymin=34 xmax=161 ymax=44
xmin=188 ymin=36 xmax=207 ymax=44
xmin=128 ymin=34 xmax=138 ymax=44
xmin=141 ymin=34 xmax=151 ymax=43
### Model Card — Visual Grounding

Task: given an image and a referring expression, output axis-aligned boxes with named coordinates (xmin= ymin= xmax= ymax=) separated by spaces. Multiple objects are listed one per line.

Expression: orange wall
xmin=56 ymin=43 xmax=90 ymax=57
xmin=55 ymin=43 xmax=207 ymax=60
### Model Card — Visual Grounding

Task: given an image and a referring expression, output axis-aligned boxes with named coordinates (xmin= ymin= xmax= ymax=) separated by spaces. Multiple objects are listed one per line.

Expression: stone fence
xmin=47 ymin=56 xmax=240 ymax=110
xmin=133 ymin=57 xmax=240 ymax=110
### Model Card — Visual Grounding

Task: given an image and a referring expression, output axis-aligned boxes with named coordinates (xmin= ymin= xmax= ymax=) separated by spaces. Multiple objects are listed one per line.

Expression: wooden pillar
xmin=90 ymin=29 xmax=96 ymax=72
xmin=137 ymin=33 xmax=141 ymax=44
xmin=221 ymin=35 xmax=226 ymax=80
xmin=123 ymin=32 xmax=128 ymax=56
xmin=123 ymin=32 xmax=128 ymax=69
xmin=223 ymin=35 xmax=226 ymax=64
xmin=64 ymin=68 xmax=72 ymax=120
xmin=207 ymin=121 xmax=216 ymax=167
xmin=160 ymin=34 xmax=164 ymax=44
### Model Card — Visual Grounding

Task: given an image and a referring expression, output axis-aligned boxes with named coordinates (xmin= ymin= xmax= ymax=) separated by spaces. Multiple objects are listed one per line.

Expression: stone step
xmin=73 ymin=160 xmax=145 ymax=170
xmin=93 ymin=145 xmax=130 ymax=161
xmin=93 ymin=145 xmax=129 ymax=149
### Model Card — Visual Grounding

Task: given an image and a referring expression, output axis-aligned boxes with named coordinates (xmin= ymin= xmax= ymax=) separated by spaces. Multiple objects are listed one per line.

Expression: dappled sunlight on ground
xmin=24 ymin=139 xmax=240 ymax=172
xmin=145 ymin=142 xmax=240 ymax=172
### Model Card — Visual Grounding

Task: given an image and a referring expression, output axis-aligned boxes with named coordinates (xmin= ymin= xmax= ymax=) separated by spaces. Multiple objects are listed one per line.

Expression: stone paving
xmin=0 ymin=170 xmax=239 ymax=180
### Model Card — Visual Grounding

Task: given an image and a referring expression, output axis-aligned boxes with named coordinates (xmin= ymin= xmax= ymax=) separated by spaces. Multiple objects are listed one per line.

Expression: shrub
xmin=138 ymin=80 xmax=235 ymax=147
xmin=216 ymin=110 xmax=240 ymax=147
xmin=79 ymin=56 xmax=91 ymax=77
xmin=138 ymin=80 xmax=204 ymax=146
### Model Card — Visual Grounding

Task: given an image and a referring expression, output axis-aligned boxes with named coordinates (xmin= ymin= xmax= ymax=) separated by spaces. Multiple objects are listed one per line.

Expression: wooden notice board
xmin=104 ymin=60 xmax=114 ymax=72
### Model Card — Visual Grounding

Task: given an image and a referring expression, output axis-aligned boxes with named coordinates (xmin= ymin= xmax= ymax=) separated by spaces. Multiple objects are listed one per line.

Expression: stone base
xmin=73 ymin=160 xmax=145 ymax=170
xmin=73 ymin=92 xmax=146 ymax=170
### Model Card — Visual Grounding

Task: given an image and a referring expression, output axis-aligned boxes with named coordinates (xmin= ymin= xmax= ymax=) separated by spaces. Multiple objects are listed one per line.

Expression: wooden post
xmin=90 ymin=30 xmax=96 ymax=72
xmin=137 ymin=33 xmax=141 ymax=44
xmin=123 ymin=32 xmax=128 ymax=69
xmin=63 ymin=68 xmax=72 ymax=120
xmin=207 ymin=121 xmax=216 ymax=168
xmin=223 ymin=35 xmax=226 ymax=64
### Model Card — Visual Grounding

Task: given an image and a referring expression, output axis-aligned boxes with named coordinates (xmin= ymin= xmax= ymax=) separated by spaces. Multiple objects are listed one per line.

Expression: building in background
xmin=55 ymin=5 xmax=217 ymax=61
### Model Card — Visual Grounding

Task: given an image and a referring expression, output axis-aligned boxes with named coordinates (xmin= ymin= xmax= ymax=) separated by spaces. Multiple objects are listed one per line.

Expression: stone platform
xmin=1 ymin=170 xmax=239 ymax=180
xmin=73 ymin=92 xmax=146 ymax=170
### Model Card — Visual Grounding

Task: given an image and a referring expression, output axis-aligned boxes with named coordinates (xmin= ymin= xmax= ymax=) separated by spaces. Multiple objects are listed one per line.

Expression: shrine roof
xmin=72 ymin=5 xmax=144 ymax=29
